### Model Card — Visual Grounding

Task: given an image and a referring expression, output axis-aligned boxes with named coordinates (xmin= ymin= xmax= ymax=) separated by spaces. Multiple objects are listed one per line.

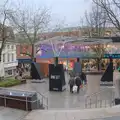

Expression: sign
xmin=51 ymin=75 xmax=60 ymax=79
xmin=104 ymin=54 xmax=120 ymax=59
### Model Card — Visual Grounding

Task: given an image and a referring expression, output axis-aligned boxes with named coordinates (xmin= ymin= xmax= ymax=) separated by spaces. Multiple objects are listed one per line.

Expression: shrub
xmin=0 ymin=79 xmax=21 ymax=87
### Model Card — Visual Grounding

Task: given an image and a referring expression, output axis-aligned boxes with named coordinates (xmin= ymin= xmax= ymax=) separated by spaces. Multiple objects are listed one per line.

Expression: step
xmin=23 ymin=105 xmax=120 ymax=120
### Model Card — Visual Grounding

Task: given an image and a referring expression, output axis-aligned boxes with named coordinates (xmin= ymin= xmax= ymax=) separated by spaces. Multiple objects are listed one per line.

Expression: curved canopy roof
xmin=34 ymin=36 xmax=112 ymax=59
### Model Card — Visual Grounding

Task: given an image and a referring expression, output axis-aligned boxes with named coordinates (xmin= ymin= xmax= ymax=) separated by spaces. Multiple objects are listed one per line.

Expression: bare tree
xmin=93 ymin=0 xmax=120 ymax=32
xmin=85 ymin=2 xmax=107 ymax=38
xmin=0 ymin=0 xmax=13 ymax=62
xmin=9 ymin=6 xmax=50 ymax=61
xmin=83 ymin=2 xmax=108 ymax=70
xmin=90 ymin=44 xmax=108 ymax=70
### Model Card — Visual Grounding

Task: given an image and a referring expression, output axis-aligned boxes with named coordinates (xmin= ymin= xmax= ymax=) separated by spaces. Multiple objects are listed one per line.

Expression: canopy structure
xmin=34 ymin=36 xmax=112 ymax=59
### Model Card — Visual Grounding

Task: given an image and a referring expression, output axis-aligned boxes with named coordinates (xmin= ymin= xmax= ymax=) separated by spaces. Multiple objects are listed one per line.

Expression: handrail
xmin=36 ymin=91 xmax=48 ymax=109
xmin=30 ymin=86 xmax=49 ymax=109
xmin=0 ymin=95 xmax=39 ymax=103
xmin=0 ymin=87 xmax=36 ymax=94
xmin=85 ymin=88 xmax=115 ymax=108
xmin=85 ymin=88 xmax=115 ymax=99
xmin=85 ymin=88 xmax=110 ymax=98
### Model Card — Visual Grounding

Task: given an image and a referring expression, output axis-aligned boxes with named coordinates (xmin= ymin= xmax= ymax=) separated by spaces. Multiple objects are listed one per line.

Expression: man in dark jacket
xmin=75 ymin=74 xmax=81 ymax=93
xmin=80 ymin=72 xmax=87 ymax=84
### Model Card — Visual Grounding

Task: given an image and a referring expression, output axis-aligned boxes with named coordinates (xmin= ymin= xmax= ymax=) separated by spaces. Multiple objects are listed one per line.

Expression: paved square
xmin=0 ymin=73 xmax=115 ymax=120
xmin=0 ymin=107 xmax=28 ymax=120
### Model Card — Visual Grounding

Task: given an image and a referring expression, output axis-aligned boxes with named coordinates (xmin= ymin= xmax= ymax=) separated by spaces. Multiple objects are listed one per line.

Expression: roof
xmin=35 ymin=36 xmax=112 ymax=46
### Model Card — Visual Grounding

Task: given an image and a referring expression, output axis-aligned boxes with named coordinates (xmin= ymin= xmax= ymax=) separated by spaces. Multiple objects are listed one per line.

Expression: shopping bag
xmin=73 ymin=85 xmax=78 ymax=93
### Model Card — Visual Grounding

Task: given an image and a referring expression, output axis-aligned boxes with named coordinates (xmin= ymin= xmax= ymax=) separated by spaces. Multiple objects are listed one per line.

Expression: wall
xmin=16 ymin=44 xmax=32 ymax=59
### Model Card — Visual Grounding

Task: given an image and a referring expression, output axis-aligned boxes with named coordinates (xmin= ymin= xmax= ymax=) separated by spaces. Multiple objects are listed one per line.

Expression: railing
xmin=36 ymin=91 xmax=48 ymax=109
xmin=0 ymin=87 xmax=48 ymax=110
xmin=85 ymin=88 xmax=115 ymax=109
xmin=30 ymin=85 xmax=49 ymax=109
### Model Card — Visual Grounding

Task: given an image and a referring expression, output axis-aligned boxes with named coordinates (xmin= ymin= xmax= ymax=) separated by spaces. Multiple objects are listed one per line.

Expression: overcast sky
xmin=34 ymin=0 xmax=91 ymax=26
xmin=42 ymin=0 xmax=92 ymax=26
xmin=1 ymin=0 xmax=92 ymax=27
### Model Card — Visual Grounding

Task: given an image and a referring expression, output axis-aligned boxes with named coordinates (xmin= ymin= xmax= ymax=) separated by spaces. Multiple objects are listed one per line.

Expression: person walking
xmin=69 ymin=76 xmax=75 ymax=93
xmin=75 ymin=73 xmax=82 ymax=93
xmin=80 ymin=72 xmax=87 ymax=85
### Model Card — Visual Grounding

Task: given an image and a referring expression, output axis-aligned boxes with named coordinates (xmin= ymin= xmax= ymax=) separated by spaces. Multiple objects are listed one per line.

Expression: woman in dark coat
xmin=75 ymin=73 xmax=81 ymax=93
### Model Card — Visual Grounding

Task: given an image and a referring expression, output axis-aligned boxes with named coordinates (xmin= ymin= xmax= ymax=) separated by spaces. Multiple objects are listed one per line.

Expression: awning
xmin=17 ymin=59 xmax=32 ymax=63
xmin=34 ymin=36 xmax=112 ymax=59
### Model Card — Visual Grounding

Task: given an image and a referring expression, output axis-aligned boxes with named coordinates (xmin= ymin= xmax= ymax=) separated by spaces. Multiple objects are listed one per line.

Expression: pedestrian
xmin=80 ymin=72 xmax=87 ymax=85
xmin=75 ymin=73 xmax=82 ymax=93
xmin=68 ymin=75 xmax=75 ymax=93
xmin=19 ymin=68 xmax=22 ymax=77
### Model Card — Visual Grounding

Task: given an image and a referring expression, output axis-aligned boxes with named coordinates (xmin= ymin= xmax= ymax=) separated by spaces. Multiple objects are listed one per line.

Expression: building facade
xmin=0 ymin=42 xmax=18 ymax=77
xmin=16 ymin=27 xmax=120 ymax=60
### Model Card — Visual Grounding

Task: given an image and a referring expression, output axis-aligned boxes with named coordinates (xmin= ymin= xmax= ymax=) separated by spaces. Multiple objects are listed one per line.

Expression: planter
xmin=0 ymin=90 xmax=38 ymax=111
xmin=85 ymin=71 xmax=103 ymax=96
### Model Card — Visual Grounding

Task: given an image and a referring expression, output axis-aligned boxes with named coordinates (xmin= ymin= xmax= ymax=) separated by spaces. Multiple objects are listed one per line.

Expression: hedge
xmin=0 ymin=79 xmax=21 ymax=87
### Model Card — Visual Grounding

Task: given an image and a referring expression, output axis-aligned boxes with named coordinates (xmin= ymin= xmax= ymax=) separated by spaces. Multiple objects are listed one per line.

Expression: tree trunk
xmin=54 ymin=57 xmax=58 ymax=66
xmin=0 ymin=51 xmax=3 ymax=80
xmin=30 ymin=44 xmax=35 ymax=77
xmin=31 ymin=44 xmax=35 ymax=62
xmin=97 ymin=58 xmax=101 ymax=71
xmin=0 ymin=49 xmax=2 ymax=62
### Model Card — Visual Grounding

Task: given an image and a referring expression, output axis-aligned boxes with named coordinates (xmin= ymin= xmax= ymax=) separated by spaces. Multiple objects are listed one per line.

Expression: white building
xmin=0 ymin=42 xmax=18 ymax=77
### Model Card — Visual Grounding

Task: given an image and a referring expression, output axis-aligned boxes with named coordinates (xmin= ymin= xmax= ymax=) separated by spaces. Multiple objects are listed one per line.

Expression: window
xmin=7 ymin=45 xmax=10 ymax=49
xmin=8 ymin=70 xmax=12 ymax=75
xmin=12 ymin=53 xmax=14 ymax=61
xmin=8 ymin=53 xmax=10 ymax=62
xmin=3 ymin=54 xmax=5 ymax=62
xmin=11 ymin=45 xmax=14 ymax=49
xmin=5 ymin=70 xmax=13 ymax=76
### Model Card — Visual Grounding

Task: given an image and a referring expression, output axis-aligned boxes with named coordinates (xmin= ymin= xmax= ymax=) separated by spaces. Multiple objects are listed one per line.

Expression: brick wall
xmin=16 ymin=44 xmax=32 ymax=59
